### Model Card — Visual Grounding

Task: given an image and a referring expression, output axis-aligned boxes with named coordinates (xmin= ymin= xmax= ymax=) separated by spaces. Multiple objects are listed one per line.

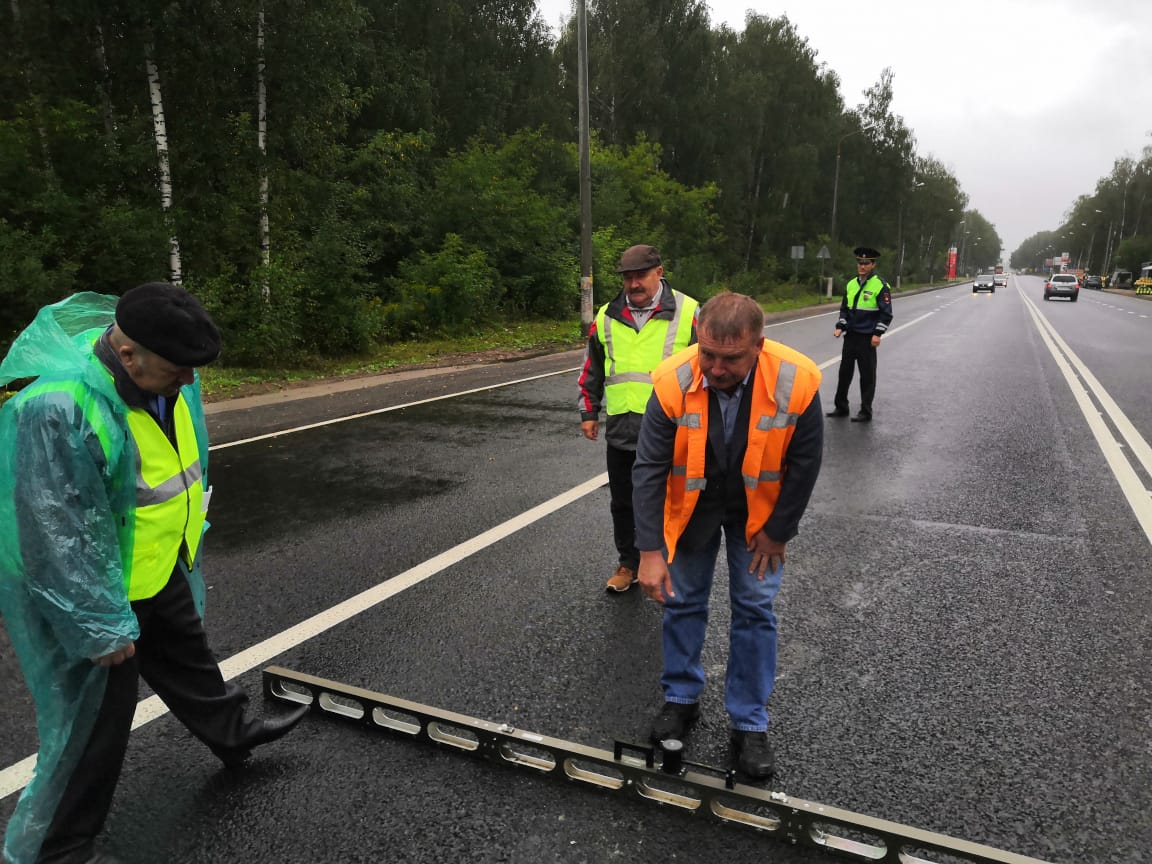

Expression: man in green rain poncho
xmin=0 ymin=285 xmax=308 ymax=864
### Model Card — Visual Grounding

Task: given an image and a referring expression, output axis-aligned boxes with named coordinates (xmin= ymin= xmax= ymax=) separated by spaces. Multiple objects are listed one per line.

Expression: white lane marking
xmin=1020 ymin=291 xmax=1152 ymax=545
xmin=0 ymin=472 xmax=609 ymax=801
xmin=211 ymin=367 xmax=581 ymax=451
xmin=816 ymin=311 xmax=936 ymax=371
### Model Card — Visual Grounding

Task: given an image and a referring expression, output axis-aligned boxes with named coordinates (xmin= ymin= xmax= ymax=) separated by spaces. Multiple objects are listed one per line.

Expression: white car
xmin=1043 ymin=274 xmax=1079 ymax=302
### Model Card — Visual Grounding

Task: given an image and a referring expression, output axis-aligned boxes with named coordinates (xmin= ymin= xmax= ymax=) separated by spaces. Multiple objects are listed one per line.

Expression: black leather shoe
xmin=825 ymin=407 xmax=849 ymax=418
xmin=850 ymin=410 xmax=872 ymax=423
xmin=216 ymin=703 xmax=309 ymax=768
xmin=731 ymin=730 xmax=775 ymax=779
xmin=649 ymin=701 xmax=700 ymax=743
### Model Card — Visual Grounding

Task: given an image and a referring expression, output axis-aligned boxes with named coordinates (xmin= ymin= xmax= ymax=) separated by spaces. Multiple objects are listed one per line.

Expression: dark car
xmin=1083 ymin=275 xmax=1102 ymax=290
xmin=973 ymin=273 xmax=995 ymax=293
xmin=1044 ymin=273 xmax=1079 ymax=301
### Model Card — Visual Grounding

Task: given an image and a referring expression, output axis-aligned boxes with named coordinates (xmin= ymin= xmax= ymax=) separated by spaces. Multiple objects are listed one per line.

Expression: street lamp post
xmin=829 ymin=123 xmax=870 ymax=255
xmin=896 ymin=180 xmax=925 ymax=289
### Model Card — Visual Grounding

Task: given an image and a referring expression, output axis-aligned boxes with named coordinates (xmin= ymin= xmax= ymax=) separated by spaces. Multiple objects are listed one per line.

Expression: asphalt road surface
xmin=2 ymin=276 xmax=1150 ymax=863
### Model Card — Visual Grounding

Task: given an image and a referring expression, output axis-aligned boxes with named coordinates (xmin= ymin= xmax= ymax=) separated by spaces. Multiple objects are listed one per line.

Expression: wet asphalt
xmin=1 ymin=276 xmax=1150 ymax=863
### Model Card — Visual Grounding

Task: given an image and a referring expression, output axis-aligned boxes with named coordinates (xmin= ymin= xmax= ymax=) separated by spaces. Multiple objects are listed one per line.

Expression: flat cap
xmin=615 ymin=244 xmax=662 ymax=273
xmin=853 ymin=246 xmax=881 ymax=260
xmin=116 ymin=282 xmax=221 ymax=367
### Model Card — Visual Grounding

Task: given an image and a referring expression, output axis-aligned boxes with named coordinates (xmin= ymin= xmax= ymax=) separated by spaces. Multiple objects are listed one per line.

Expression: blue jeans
xmin=661 ymin=526 xmax=782 ymax=731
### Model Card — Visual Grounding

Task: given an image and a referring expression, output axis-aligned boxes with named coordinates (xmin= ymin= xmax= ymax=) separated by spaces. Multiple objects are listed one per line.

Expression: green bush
xmin=390 ymin=234 xmax=501 ymax=337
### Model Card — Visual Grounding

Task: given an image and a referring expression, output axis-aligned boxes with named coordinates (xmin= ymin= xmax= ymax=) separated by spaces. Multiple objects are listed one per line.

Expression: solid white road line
xmin=0 ymin=472 xmax=609 ymax=801
xmin=211 ymin=367 xmax=581 ymax=451
xmin=1020 ymin=289 xmax=1152 ymax=545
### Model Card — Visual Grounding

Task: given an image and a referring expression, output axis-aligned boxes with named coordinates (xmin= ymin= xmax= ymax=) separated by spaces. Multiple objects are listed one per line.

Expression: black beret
xmin=853 ymin=246 xmax=881 ymax=260
xmin=116 ymin=282 xmax=221 ymax=367
xmin=615 ymin=244 xmax=662 ymax=273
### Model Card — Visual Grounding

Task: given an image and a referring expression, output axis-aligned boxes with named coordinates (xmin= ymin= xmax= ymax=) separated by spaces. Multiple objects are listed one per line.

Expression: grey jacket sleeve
xmin=631 ymin=390 xmax=678 ymax=551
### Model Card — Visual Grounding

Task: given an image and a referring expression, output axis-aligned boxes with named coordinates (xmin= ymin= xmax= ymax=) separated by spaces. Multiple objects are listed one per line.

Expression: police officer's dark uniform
xmin=827 ymin=246 xmax=893 ymax=423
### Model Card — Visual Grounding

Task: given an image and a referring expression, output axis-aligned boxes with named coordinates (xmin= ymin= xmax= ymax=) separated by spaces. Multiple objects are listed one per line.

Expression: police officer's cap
xmin=615 ymin=244 xmax=662 ymax=273
xmin=116 ymin=282 xmax=222 ymax=367
xmin=853 ymin=246 xmax=880 ymax=261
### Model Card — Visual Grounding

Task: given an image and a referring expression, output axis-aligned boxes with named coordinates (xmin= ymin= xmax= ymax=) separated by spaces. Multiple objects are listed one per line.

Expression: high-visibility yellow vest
xmin=650 ymin=342 xmax=821 ymax=561
xmin=13 ymin=355 xmax=208 ymax=602
xmin=846 ymin=274 xmax=885 ymax=310
xmin=124 ymin=398 xmax=206 ymax=600
xmin=596 ymin=290 xmax=698 ymax=415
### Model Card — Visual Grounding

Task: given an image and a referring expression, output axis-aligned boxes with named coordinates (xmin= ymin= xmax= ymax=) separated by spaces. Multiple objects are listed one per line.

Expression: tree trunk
xmin=257 ymin=7 xmax=271 ymax=301
xmin=9 ymin=0 xmax=54 ymax=175
xmin=145 ymin=42 xmax=183 ymax=285
xmin=94 ymin=22 xmax=119 ymax=146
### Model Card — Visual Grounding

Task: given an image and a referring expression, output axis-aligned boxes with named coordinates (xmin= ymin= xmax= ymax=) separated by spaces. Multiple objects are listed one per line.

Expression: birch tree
xmin=144 ymin=39 xmax=182 ymax=285
xmin=257 ymin=6 xmax=270 ymax=299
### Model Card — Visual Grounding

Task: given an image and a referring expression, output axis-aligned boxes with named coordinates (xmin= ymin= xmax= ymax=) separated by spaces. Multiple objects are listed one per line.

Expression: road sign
xmin=790 ymin=245 xmax=805 ymax=260
xmin=817 ymin=245 xmax=831 ymax=260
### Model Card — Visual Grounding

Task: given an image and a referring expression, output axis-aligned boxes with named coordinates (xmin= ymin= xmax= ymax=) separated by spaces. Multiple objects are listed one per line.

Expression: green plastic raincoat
xmin=0 ymin=292 xmax=210 ymax=864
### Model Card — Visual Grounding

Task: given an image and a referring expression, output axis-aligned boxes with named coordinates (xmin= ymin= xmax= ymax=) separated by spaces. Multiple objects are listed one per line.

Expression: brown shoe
xmin=605 ymin=566 xmax=637 ymax=592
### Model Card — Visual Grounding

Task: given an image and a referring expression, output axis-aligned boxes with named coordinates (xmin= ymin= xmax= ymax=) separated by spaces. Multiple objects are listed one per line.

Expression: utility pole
xmin=577 ymin=0 xmax=594 ymax=336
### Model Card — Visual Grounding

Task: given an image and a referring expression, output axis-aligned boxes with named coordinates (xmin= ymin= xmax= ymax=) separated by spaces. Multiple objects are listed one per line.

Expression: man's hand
xmin=638 ymin=550 xmax=675 ymax=604
xmin=581 ymin=420 xmax=599 ymax=441
xmin=93 ymin=642 xmax=135 ymax=667
xmin=833 ymin=328 xmax=843 ymax=338
xmin=747 ymin=532 xmax=786 ymax=579
xmin=870 ymin=335 xmax=881 ymax=348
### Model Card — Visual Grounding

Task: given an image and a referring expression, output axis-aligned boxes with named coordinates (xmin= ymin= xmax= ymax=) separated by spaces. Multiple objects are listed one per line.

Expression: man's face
xmin=697 ymin=326 xmax=763 ymax=393
xmin=122 ymin=346 xmax=195 ymax=397
xmin=621 ymin=265 xmax=663 ymax=308
xmin=856 ymin=258 xmax=876 ymax=279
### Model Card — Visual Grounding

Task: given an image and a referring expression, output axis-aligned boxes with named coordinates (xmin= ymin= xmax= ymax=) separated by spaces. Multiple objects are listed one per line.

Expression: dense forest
xmin=1 ymin=0 xmax=1001 ymax=364
xmin=1010 ymin=145 xmax=1152 ymax=278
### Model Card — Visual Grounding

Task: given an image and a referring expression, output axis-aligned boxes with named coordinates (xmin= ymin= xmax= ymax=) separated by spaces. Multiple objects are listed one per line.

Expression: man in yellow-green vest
xmin=578 ymin=245 xmax=698 ymax=593
xmin=828 ymin=246 xmax=894 ymax=423
xmin=0 ymin=284 xmax=307 ymax=864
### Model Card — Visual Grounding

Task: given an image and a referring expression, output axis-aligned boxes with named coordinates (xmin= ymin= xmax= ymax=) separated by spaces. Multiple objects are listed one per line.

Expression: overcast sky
xmin=537 ymin=0 xmax=1151 ymax=257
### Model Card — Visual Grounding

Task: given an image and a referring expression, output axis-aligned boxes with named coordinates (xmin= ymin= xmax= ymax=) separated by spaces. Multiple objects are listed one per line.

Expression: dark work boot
xmin=850 ymin=409 xmax=872 ymax=423
xmin=731 ymin=730 xmax=775 ymax=779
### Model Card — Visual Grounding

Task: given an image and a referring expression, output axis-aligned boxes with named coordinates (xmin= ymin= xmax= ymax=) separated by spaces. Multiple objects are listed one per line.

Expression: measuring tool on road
xmin=263 ymin=666 xmax=1053 ymax=864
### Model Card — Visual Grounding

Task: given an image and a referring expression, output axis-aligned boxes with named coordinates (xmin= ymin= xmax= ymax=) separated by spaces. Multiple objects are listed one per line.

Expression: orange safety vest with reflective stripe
xmin=650 ymin=341 xmax=821 ymax=561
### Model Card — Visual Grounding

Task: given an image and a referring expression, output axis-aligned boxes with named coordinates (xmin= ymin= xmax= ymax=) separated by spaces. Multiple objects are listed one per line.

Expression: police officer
xmin=828 ymin=246 xmax=893 ymax=423
xmin=578 ymin=245 xmax=698 ymax=593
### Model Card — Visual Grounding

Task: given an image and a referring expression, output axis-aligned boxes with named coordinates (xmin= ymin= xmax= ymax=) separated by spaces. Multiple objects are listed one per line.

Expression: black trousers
xmin=38 ymin=572 xmax=255 ymax=864
xmin=605 ymin=444 xmax=639 ymax=571
xmin=833 ymin=331 xmax=878 ymax=414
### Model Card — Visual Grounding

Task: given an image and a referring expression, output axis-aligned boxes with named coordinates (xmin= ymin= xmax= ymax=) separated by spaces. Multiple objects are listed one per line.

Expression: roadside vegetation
xmin=1011 ymin=148 xmax=1152 ymax=275
xmin=2 ymin=0 xmax=1002 ymax=379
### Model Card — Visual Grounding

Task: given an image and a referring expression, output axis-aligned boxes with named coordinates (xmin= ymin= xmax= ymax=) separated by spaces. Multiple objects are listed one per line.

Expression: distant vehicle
xmin=973 ymin=273 xmax=996 ymax=293
xmin=1109 ymin=270 xmax=1133 ymax=289
xmin=993 ymin=273 xmax=1008 ymax=288
xmin=1044 ymin=273 xmax=1079 ymax=302
xmin=1083 ymin=275 xmax=1102 ymax=290
xmin=994 ymin=264 xmax=1005 ymax=276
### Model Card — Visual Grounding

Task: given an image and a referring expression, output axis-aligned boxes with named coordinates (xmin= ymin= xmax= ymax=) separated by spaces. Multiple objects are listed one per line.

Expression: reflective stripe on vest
xmin=650 ymin=343 xmax=821 ymax=562
xmin=597 ymin=291 xmax=698 ymax=416
xmin=125 ymin=397 xmax=206 ymax=601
